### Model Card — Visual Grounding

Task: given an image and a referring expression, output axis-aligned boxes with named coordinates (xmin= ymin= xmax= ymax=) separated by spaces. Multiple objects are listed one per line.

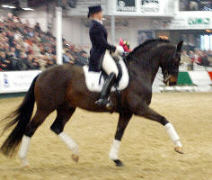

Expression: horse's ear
xmin=177 ymin=41 xmax=183 ymax=53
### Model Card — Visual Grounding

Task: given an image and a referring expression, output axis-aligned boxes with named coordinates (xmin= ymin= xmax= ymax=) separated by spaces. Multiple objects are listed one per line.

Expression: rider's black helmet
xmin=88 ymin=5 xmax=102 ymax=18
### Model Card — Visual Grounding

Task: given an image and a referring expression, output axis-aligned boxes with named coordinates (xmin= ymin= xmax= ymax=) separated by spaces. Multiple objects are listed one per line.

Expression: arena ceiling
xmin=0 ymin=0 xmax=76 ymax=9
xmin=0 ymin=0 xmax=54 ymax=7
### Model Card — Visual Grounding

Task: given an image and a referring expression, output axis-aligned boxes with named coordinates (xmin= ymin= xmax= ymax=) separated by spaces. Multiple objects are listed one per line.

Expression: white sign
xmin=141 ymin=0 xmax=161 ymax=14
xmin=0 ymin=71 xmax=41 ymax=94
xmin=113 ymin=0 xmax=171 ymax=17
xmin=158 ymin=16 xmax=212 ymax=30
xmin=188 ymin=71 xmax=212 ymax=92
xmin=117 ymin=0 xmax=136 ymax=12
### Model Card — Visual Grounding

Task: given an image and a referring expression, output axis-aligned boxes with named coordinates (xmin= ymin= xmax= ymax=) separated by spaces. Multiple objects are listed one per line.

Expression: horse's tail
xmin=0 ymin=75 xmax=39 ymax=156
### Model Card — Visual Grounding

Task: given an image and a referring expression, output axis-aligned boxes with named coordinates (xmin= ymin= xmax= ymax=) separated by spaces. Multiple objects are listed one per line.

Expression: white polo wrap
xmin=59 ymin=132 xmax=78 ymax=155
xmin=165 ymin=123 xmax=182 ymax=147
xmin=19 ymin=135 xmax=31 ymax=159
xmin=109 ymin=139 xmax=121 ymax=160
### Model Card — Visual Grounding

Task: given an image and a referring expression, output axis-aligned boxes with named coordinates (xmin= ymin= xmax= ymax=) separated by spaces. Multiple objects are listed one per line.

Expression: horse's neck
xmin=128 ymin=53 xmax=160 ymax=85
xmin=150 ymin=60 xmax=160 ymax=84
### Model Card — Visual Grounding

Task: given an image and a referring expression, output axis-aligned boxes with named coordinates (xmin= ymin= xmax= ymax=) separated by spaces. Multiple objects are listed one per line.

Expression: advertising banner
xmin=0 ymin=71 xmax=41 ymax=94
xmin=208 ymin=72 xmax=212 ymax=80
xmin=114 ymin=0 xmax=170 ymax=16
xmin=188 ymin=71 xmax=211 ymax=85
xmin=160 ymin=16 xmax=212 ymax=30
xmin=140 ymin=0 xmax=161 ymax=14
xmin=117 ymin=0 xmax=136 ymax=12
xmin=187 ymin=17 xmax=211 ymax=28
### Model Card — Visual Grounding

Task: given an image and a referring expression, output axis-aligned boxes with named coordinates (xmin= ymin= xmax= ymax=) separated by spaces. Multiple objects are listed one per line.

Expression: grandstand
xmin=0 ymin=12 xmax=88 ymax=71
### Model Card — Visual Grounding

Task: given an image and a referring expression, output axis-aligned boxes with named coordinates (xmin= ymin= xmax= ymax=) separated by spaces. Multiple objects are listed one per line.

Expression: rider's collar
xmin=92 ymin=18 xmax=103 ymax=25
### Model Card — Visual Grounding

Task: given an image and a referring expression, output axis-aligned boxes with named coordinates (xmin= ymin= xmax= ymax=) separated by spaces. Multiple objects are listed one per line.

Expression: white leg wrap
xmin=19 ymin=135 xmax=31 ymax=159
xmin=109 ymin=139 xmax=121 ymax=160
xmin=19 ymin=135 xmax=31 ymax=166
xmin=165 ymin=123 xmax=182 ymax=147
xmin=59 ymin=132 xmax=78 ymax=155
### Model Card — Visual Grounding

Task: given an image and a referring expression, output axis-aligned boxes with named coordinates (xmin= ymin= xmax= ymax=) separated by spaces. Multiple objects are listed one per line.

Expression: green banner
xmin=177 ymin=72 xmax=193 ymax=85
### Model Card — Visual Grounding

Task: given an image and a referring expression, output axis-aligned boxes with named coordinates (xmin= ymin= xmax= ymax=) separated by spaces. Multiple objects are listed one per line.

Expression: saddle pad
xmin=83 ymin=59 xmax=129 ymax=92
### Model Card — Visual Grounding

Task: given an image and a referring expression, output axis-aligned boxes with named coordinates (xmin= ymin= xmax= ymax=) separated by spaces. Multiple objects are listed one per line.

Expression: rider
xmin=88 ymin=5 xmax=124 ymax=107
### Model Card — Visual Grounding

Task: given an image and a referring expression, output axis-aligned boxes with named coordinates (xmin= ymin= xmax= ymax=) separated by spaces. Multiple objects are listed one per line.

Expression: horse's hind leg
xmin=50 ymin=106 xmax=79 ymax=162
xmin=19 ymin=109 xmax=50 ymax=167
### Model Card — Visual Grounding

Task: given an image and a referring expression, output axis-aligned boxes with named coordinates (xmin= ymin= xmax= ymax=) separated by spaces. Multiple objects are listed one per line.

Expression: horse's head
xmin=159 ymin=41 xmax=183 ymax=86
xmin=127 ymin=39 xmax=183 ymax=86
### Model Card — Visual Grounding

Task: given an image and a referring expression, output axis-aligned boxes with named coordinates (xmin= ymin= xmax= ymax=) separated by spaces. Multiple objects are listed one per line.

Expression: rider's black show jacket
xmin=89 ymin=20 xmax=116 ymax=72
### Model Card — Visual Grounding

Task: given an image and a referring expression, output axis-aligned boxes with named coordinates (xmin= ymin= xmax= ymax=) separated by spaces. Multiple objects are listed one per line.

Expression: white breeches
xmin=102 ymin=50 xmax=119 ymax=77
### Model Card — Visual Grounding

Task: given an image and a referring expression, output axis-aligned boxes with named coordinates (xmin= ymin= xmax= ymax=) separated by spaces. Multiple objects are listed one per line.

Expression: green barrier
xmin=0 ymin=92 xmax=26 ymax=99
xmin=177 ymin=72 xmax=193 ymax=85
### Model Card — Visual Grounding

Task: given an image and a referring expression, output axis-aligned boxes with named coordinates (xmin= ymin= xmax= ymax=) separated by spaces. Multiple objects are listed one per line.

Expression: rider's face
xmin=96 ymin=11 xmax=103 ymax=21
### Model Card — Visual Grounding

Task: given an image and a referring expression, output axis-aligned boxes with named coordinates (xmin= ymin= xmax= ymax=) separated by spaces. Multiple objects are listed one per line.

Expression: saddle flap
xmin=83 ymin=59 xmax=129 ymax=92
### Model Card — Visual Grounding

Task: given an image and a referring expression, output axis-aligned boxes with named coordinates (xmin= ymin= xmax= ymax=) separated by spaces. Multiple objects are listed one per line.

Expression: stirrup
xmin=95 ymin=98 xmax=109 ymax=106
xmin=95 ymin=98 xmax=113 ymax=109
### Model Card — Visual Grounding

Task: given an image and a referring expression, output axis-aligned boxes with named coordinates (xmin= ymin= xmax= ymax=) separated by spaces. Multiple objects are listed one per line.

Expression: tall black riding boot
xmin=95 ymin=73 xmax=116 ymax=108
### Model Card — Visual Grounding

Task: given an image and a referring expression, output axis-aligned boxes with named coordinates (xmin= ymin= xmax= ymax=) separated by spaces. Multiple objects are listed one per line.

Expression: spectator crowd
xmin=0 ymin=13 xmax=88 ymax=71
xmin=181 ymin=49 xmax=212 ymax=69
xmin=180 ymin=0 xmax=212 ymax=11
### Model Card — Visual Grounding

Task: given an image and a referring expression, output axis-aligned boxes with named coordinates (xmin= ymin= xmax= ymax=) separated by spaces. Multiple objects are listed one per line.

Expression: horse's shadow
xmin=0 ymin=161 xmax=145 ymax=178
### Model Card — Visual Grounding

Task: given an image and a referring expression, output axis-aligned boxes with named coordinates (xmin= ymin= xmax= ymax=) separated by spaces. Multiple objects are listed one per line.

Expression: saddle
xmin=83 ymin=57 xmax=129 ymax=92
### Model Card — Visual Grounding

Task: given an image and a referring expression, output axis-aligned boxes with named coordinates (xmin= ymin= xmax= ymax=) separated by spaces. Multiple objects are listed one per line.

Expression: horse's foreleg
xmin=109 ymin=111 xmax=132 ymax=166
xmin=135 ymin=105 xmax=183 ymax=154
xmin=50 ymin=107 xmax=79 ymax=162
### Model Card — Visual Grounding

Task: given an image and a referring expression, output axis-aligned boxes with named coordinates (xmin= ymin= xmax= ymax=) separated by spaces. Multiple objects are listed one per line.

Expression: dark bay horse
xmin=0 ymin=39 xmax=184 ymax=167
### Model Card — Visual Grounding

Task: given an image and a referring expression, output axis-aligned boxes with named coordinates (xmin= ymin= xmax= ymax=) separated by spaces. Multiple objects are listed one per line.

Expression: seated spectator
xmin=34 ymin=22 xmax=41 ymax=32
xmin=201 ymin=51 xmax=210 ymax=66
xmin=0 ymin=13 xmax=88 ymax=71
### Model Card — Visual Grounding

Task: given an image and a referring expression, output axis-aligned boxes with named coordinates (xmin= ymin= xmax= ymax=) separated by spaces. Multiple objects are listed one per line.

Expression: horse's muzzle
xmin=164 ymin=75 xmax=177 ymax=86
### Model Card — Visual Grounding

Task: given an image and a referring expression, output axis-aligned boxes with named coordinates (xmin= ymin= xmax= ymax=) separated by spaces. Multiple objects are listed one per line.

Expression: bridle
xmin=161 ymin=45 xmax=179 ymax=85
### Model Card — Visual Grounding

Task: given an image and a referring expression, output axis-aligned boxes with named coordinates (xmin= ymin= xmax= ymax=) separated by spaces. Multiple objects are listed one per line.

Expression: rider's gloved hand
xmin=114 ymin=45 xmax=124 ymax=56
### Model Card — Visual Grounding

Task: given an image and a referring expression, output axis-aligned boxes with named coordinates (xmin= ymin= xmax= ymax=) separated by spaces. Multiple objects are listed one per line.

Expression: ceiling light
xmin=1 ymin=4 xmax=16 ymax=9
xmin=22 ymin=7 xmax=34 ymax=11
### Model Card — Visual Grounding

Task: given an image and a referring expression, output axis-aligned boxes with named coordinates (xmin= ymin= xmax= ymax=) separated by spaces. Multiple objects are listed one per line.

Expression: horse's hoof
xmin=20 ymin=161 xmax=30 ymax=168
xmin=175 ymin=146 xmax=184 ymax=154
xmin=113 ymin=159 xmax=124 ymax=167
xmin=20 ymin=158 xmax=29 ymax=168
xmin=72 ymin=154 xmax=79 ymax=162
xmin=21 ymin=164 xmax=30 ymax=168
